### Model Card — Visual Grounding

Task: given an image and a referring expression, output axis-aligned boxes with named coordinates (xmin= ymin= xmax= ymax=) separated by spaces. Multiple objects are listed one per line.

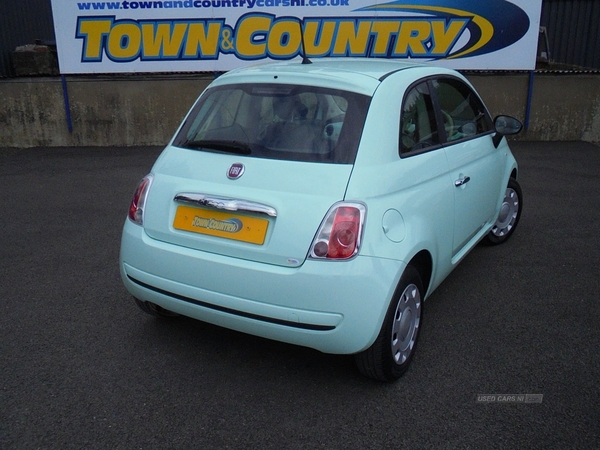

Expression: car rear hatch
xmin=141 ymin=80 xmax=372 ymax=267
xmin=142 ymin=146 xmax=353 ymax=267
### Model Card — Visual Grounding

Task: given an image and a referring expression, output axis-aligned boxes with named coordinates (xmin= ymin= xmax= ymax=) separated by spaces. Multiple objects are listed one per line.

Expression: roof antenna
xmin=299 ymin=20 xmax=312 ymax=65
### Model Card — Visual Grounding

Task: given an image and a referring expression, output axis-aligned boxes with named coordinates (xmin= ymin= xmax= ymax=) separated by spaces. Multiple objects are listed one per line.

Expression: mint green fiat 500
xmin=120 ymin=58 xmax=522 ymax=381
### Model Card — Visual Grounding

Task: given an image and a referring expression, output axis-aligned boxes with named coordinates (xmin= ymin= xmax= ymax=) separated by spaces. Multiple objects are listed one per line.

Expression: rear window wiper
xmin=183 ymin=139 xmax=252 ymax=155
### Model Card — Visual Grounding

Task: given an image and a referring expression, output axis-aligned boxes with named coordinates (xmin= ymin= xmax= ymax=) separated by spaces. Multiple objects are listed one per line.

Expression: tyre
xmin=355 ymin=266 xmax=423 ymax=381
xmin=484 ymin=177 xmax=523 ymax=245
xmin=133 ymin=297 xmax=179 ymax=318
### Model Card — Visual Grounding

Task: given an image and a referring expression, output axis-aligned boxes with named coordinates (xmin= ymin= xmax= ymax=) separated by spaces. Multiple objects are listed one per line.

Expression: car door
xmin=431 ymin=77 xmax=505 ymax=256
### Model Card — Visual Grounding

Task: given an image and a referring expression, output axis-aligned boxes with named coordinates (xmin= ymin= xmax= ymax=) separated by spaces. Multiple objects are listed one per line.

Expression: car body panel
xmin=121 ymin=218 xmax=405 ymax=354
xmin=143 ymin=147 xmax=354 ymax=267
xmin=210 ymin=58 xmax=422 ymax=96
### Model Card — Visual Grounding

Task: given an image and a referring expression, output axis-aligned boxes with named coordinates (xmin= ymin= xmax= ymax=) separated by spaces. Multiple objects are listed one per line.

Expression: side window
xmin=400 ymin=82 xmax=439 ymax=155
xmin=431 ymin=78 xmax=492 ymax=142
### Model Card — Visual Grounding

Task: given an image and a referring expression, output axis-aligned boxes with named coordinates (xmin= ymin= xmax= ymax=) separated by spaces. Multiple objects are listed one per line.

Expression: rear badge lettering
xmin=192 ymin=217 xmax=243 ymax=233
xmin=227 ymin=163 xmax=245 ymax=179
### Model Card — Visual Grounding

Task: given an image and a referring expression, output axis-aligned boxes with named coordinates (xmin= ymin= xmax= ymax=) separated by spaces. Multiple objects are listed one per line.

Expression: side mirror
xmin=493 ymin=115 xmax=523 ymax=148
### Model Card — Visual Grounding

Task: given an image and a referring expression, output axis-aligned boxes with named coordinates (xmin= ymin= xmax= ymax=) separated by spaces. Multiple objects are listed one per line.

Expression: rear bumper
xmin=120 ymin=219 xmax=406 ymax=354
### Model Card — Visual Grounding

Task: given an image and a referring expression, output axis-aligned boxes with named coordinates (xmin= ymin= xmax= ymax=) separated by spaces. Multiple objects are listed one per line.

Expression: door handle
xmin=454 ymin=176 xmax=471 ymax=187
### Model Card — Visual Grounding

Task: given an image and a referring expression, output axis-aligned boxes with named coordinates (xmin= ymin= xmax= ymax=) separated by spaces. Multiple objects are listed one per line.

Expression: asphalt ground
xmin=1 ymin=141 xmax=599 ymax=449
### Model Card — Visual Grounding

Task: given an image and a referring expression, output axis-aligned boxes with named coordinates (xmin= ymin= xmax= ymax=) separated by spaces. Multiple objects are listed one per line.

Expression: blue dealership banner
xmin=51 ymin=0 xmax=543 ymax=73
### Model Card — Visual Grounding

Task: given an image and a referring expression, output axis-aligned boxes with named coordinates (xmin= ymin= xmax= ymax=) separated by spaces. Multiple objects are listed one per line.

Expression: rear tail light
xmin=128 ymin=174 xmax=153 ymax=225
xmin=309 ymin=203 xmax=366 ymax=260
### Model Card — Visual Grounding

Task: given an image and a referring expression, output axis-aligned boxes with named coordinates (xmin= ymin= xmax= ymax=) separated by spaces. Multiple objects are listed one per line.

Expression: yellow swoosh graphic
xmin=362 ymin=4 xmax=494 ymax=58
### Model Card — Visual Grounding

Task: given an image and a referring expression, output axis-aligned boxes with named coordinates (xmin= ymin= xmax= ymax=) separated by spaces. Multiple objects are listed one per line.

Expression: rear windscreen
xmin=173 ymin=83 xmax=371 ymax=164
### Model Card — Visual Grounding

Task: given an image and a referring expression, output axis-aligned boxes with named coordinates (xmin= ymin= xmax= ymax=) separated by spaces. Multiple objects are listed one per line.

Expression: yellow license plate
xmin=173 ymin=205 xmax=269 ymax=245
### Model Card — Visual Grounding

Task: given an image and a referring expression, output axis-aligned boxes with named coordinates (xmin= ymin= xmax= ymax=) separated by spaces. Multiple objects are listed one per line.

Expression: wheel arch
xmin=407 ymin=250 xmax=433 ymax=297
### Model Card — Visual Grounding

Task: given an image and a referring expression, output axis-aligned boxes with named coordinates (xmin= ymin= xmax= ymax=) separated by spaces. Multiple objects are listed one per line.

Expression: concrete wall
xmin=468 ymin=72 xmax=600 ymax=142
xmin=0 ymin=74 xmax=213 ymax=148
xmin=1 ymin=72 xmax=599 ymax=148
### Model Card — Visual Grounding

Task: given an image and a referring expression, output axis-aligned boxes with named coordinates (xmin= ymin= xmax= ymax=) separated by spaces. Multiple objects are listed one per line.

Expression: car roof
xmin=210 ymin=58 xmax=441 ymax=96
